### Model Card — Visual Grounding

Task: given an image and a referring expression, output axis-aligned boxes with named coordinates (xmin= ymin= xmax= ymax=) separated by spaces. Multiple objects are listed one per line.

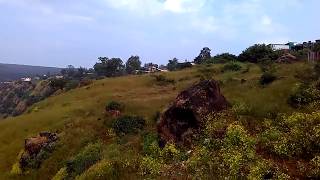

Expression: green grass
xmin=0 ymin=62 xmax=310 ymax=179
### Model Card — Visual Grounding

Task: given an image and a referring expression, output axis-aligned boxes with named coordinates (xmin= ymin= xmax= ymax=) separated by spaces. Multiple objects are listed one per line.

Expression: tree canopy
xmin=94 ymin=57 xmax=124 ymax=77
xmin=125 ymin=56 xmax=142 ymax=74
xmin=238 ymin=44 xmax=274 ymax=63
xmin=194 ymin=47 xmax=211 ymax=64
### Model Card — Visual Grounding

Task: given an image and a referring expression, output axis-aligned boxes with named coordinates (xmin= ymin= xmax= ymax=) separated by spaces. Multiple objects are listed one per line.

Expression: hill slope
xmin=0 ymin=63 xmax=61 ymax=82
xmin=0 ymin=62 xmax=317 ymax=179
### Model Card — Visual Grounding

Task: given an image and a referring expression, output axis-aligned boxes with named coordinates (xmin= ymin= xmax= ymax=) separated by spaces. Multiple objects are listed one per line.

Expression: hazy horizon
xmin=1 ymin=0 xmax=320 ymax=68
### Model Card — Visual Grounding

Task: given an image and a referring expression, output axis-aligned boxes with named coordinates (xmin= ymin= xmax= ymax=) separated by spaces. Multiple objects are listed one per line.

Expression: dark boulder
xmin=19 ymin=132 xmax=58 ymax=170
xmin=157 ymin=80 xmax=228 ymax=146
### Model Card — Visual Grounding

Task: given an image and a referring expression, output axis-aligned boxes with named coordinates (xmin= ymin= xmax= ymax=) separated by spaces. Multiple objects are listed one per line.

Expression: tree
xmin=167 ymin=58 xmax=179 ymax=71
xmin=94 ymin=57 xmax=124 ymax=77
xmin=313 ymin=42 xmax=320 ymax=52
xmin=238 ymin=44 xmax=274 ymax=63
xmin=209 ymin=53 xmax=238 ymax=64
xmin=61 ymin=65 xmax=87 ymax=79
xmin=125 ymin=56 xmax=141 ymax=74
xmin=194 ymin=47 xmax=211 ymax=64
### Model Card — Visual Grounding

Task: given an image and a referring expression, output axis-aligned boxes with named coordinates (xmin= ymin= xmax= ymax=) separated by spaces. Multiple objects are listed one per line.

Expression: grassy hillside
xmin=0 ymin=62 xmax=316 ymax=179
xmin=0 ymin=63 xmax=61 ymax=82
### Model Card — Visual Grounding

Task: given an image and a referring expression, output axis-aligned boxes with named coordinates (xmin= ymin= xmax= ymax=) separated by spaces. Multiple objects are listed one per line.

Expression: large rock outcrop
xmin=157 ymin=80 xmax=228 ymax=146
xmin=0 ymin=80 xmax=56 ymax=117
xmin=19 ymin=132 xmax=58 ymax=170
xmin=276 ymin=53 xmax=297 ymax=63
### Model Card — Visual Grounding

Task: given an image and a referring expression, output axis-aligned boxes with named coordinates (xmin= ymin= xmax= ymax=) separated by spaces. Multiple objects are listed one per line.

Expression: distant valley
xmin=0 ymin=63 xmax=61 ymax=82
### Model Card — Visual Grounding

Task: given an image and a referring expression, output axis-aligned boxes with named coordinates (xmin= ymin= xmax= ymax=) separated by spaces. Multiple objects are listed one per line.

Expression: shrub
xmin=66 ymin=143 xmax=103 ymax=177
xmin=160 ymin=143 xmax=180 ymax=162
xmin=204 ymin=112 xmax=234 ymax=143
xmin=10 ymin=162 xmax=22 ymax=176
xmin=294 ymin=66 xmax=317 ymax=83
xmin=152 ymin=75 xmax=175 ymax=86
xmin=140 ymin=156 xmax=163 ymax=176
xmin=50 ymin=79 xmax=67 ymax=90
xmin=260 ymin=128 xmax=283 ymax=149
xmin=65 ymin=80 xmax=80 ymax=91
xmin=222 ymin=124 xmax=256 ymax=177
xmin=76 ymin=160 xmax=120 ymax=180
xmin=52 ymin=167 xmax=68 ymax=180
xmin=238 ymin=44 xmax=275 ymax=63
xmin=142 ymin=133 xmax=160 ymax=158
xmin=208 ymin=53 xmax=238 ymax=64
xmin=105 ymin=101 xmax=124 ymax=112
xmin=290 ymin=49 xmax=308 ymax=60
xmin=261 ymin=112 xmax=320 ymax=158
xmin=248 ymin=160 xmax=273 ymax=180
xmin=112 ymin=116 xmax=145 ymax=135
xmin=221 ymin=62 xmax=242 ymax=72
xmin=310 ymin=156 xmax=320 ymax=178
xmin=260 ymin=72 xmax=277 ymax=85
xmin=186 ymin=146 xmax=215 ymax=178
xmin=258 ymin=57 xmax=276 ymax=73
xmin=232 ymin=102 xmax=252 ymax=116
xmin=197 ymin=66 xmax=216 ymax=80
xmin=288 ymin=83 xmax=320 ymax=108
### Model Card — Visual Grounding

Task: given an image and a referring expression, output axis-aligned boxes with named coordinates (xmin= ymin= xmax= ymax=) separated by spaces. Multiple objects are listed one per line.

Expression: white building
xmin=21 ymin=77 xmax=32 ymax=82
xmin=269 ymin=44 xmax=290 ymax=51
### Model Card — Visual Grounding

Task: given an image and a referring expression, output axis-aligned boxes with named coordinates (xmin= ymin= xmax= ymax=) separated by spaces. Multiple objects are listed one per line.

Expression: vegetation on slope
xmin=0 ymin=61 xmax=319 ymax=179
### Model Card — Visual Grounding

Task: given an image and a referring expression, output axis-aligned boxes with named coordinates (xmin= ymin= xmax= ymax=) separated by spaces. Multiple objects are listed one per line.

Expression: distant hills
xmin=0 ymin=63 xmax=61 ymax=82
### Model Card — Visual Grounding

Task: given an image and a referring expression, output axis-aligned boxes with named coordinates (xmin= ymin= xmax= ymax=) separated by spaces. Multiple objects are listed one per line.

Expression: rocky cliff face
xmin=0 ymin=80 xmax=57 ymax=117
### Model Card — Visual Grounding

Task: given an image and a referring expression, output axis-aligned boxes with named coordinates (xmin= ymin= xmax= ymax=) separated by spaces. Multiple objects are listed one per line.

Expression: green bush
xmin=160 ymin=143 xmax=181 ymax=162
xmin=288 ymin=83 xmax=320 ymax=108
xmin=50 ymin=79 xmax=67 ymax=90
xmin=260 ymin=72 xmax=277 ymax=85
xmin=261 ymin=112 xmax=320 ymax=158
xmin=197 ymin=66 xmax=216 ymax=80
xmin=112 ymin=116 xmax=145 ymax=135
xmin=76 ymin=160 xmax=120 ymax=180
xmin=152 ymin=75 xmax=175 ymax=86
xmin=142 ymin=133 xmax=160 ymax=158
xmin=222 ymin=124 xmax=256 ymax=177
xmin=66 ymin=143 xmax=103 ymax=177
xmin=208 ymin=53 xmax=238 ymax=64
xmin=65 ymin=80 xmax=80 ymax=91
xmin=139 ymin=156 xmax=163 ymax=176
xmin=232 ymin=102 xmax=252 ymax=116
xmin=294 ymin=66 xmax=317 ymax=83
xmin=221 ymin=62 xmax=242 ymax=72
xmin=310 ymin=156 xmax=320 ymax=178
xmin=248 ymin=160 xmax=273 ymax=180
xmin=105 ymin=101 xmax=124 ymax=112
xmin=186 ymin=146 xmax=216 ymax=178
xmin=258 ymin=57 xmax=276 ymax=73
xmin=52 ymin=167 xmax=68 ymax=180
xmin=238 ymin=44 xmax=276 ymax=63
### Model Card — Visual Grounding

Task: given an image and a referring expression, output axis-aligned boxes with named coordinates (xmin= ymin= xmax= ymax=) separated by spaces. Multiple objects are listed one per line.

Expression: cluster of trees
xmin=60 ymin=43 xmax=311 ymax=81
xmin=166 ymin=58 xmax=192 ymax=71
xmin=192 ymin=44 xmax=283 ymax=65
xmin=93 ymin=56 xmax=145 ymax=77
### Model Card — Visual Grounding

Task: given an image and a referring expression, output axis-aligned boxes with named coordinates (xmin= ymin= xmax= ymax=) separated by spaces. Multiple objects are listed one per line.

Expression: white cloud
xmin=103 ymin=0 xmax=206 ymax=15
xmin=261 ymin=15 xmax=272 ymax=26
xmin=164 ymin=0 xmax=206 ymax=13
xmin=0 ymin=0 xmax=94 ymax=24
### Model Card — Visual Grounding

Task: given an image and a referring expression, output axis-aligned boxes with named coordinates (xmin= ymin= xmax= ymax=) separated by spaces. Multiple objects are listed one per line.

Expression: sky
xmin=0 ymin=0 xmax=319 ymax=68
